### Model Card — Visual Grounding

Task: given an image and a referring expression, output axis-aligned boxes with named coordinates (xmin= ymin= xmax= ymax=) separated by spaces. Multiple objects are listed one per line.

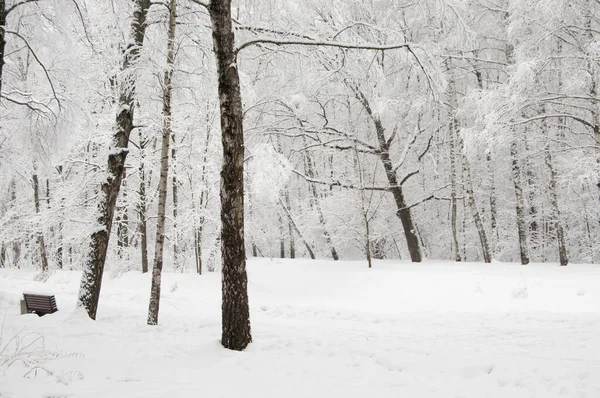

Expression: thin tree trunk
xmin=10 ymin=180 xmax=20 ymax=267
xmin=209 ymin=0 xmax=251 ymax=350
xmin=486 ymin=152 xmax=499 ymax=245
xmin=77 ymin=0 xmax=150 ymax=320
xmin=279 ymin=196 xmax=316 ymax=259
xmin=305 ymin=150 xmax=338 ymax=260
xmin=33 ymin=171 xmax=49 ymax=273
xmin=148 ymin=0 xmax=176 ymax=326
xmin=56 ymin=166 xmax=63 ymax=269
xmin=138 ymin=129 xmax=149 ymax=274
xmin=285 ymin=191 xmax=295 ymax=258
xmin=511 ymin=140 xmax=530 ymax=265
xmin=279 ymin=213 xmax=285 ymax=258
xmin=0 ymin=0 xmax=6 ymax=95
xmin=448 ymin=116 xmax=462 ymax=262
xmin=172 ymin=131 xmax=179 ymax=270
xmin=544 ymin=149 xmax=568 ymax=266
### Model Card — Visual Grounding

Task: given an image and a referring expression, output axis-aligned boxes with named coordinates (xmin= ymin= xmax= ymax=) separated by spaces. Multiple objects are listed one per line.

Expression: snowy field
xmin=1 ymin=258 xmax=599 ymax=398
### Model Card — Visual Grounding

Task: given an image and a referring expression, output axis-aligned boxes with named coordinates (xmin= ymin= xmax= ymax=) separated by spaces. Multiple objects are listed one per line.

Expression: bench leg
xmin=20 ymin=300 xmax=27 ymax=315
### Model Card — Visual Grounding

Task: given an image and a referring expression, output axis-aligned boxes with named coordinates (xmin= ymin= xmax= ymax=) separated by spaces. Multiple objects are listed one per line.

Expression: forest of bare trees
xmin=0 ymin=0 xmax=599 ymax=348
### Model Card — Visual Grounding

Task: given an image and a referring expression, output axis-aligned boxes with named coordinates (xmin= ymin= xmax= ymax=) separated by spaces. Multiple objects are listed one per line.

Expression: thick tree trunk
xmin=77 ymin=0 xmax=150 ymax=320
xmin=148 ymin=0 xmax=176 ymax=326
xmin=510 ymin=141 xmax=530 ymax=265
xmin=209 ymin=0 xmax=252 ymax=351
xmin=33 ymin=171 xmax=49 ymax=273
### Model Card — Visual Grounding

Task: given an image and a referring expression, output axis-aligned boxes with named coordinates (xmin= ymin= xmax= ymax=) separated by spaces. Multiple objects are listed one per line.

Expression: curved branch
xmin=2 ymin=28 xmax=61 ymax=109
xmin=6 ymin=0 xmax=40 ymax=16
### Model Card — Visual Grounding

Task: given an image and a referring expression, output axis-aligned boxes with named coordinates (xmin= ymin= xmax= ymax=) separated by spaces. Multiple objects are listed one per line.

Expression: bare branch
xmin=2 ymin=29 xmax=61 ymax=109
xmin=399 ymin=170 xmax=419 ymax=186
xmin=188 ymin=0 xmax=209 ymax=9
xmin=6 ymin=0 xmax=40 ymax=16
xmin=292 ymin=169 xmax=390 ymax=191
xmin=237 ymin=38 xmax=411 ymax=55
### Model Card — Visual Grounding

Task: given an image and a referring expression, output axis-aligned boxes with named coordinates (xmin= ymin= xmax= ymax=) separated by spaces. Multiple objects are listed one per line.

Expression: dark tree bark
xmin=354 ymin=89 xmax=422 ymax=262
xmin=0 ymin=0 xmax=7 ymax=94
xmin=77 ymin=0 xmax=150 ymax=320
xmin=209 ymin=0 xmax=251 ymax=351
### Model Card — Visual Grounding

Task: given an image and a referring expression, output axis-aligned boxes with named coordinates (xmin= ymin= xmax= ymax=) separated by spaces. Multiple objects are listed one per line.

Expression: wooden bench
xmin=22 ymin=293 xmax=58 ymax=316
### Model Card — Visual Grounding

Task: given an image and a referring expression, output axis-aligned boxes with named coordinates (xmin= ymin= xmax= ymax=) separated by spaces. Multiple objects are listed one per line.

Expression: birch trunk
xmin=511 ymin=140 xmax=530 ymax=265
xmin=33 ymin=170 xmax=49 ymax=273
xmin=148 ymin=0 xmax=176 ymax=326
xmin=77 ymin=0 xmax=150 ymax=319
xmin=171 ymin=131 xmax=179 ymax=270
xmin=138 ymin=130 xmax=149 ymax=274
xmin=209 ymin=0 xmax=251 ymax=350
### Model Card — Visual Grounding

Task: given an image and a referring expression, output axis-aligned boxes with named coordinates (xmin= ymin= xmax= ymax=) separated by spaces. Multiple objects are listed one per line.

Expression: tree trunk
xmin=279 ymin=196 xmax=316 ymax=259
xmin=285 ymin=192 xmax=295 ymax=258
xmin=171 ymin=131 xmax=179 ymax=271
xmin=510 ymin=140 xmax=530 ymax=265
xmin=33 ymin=171 xmax=49 ymax=273
xmin=279 ymin=213 xmax=285 ymax=258
xmin=209 ymin=0 xmax=251 ymax=351
xmin=138 ymin=129 xmax=149 ymax=274
xmin=77 ymin=0 xmax=150 ymax=320
xmin=486 ymin=152 xmax=499 ymax=245
xmin=544 ymin=149 xmax=568 ymax=266
xmin=148 ymin=0 xmax=176 ymax=326
xmin=304 ymin=150 xmax=338 ymax=260
xmin=10 ymin=180 xmax=20 ymax=268
xmin=352 ymin=89 xmax=422 ymax=262
xmin=56 ymin=166 xmax=64 ymax=269
xmin=116 ymin=171 xmax=129 ymax=259
xmin=448 ymin=113 xmax=462 ymax=262
xmin=0 ymin=0 xmax=6 ymax=95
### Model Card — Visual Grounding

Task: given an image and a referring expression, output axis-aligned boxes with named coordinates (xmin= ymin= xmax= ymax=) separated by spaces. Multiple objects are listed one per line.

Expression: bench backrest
xmin=23 ymin=294 xmax=58 ymax=314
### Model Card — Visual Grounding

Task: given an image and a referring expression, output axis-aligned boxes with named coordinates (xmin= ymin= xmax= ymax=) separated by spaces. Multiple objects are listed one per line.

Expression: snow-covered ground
xmin=1 ymin=258 xmax=599 ymax=397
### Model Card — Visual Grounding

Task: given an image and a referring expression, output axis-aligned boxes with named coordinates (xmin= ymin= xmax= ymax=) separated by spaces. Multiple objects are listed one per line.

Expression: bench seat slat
xmin=22 ymin=293 xmax=58 ymax=315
